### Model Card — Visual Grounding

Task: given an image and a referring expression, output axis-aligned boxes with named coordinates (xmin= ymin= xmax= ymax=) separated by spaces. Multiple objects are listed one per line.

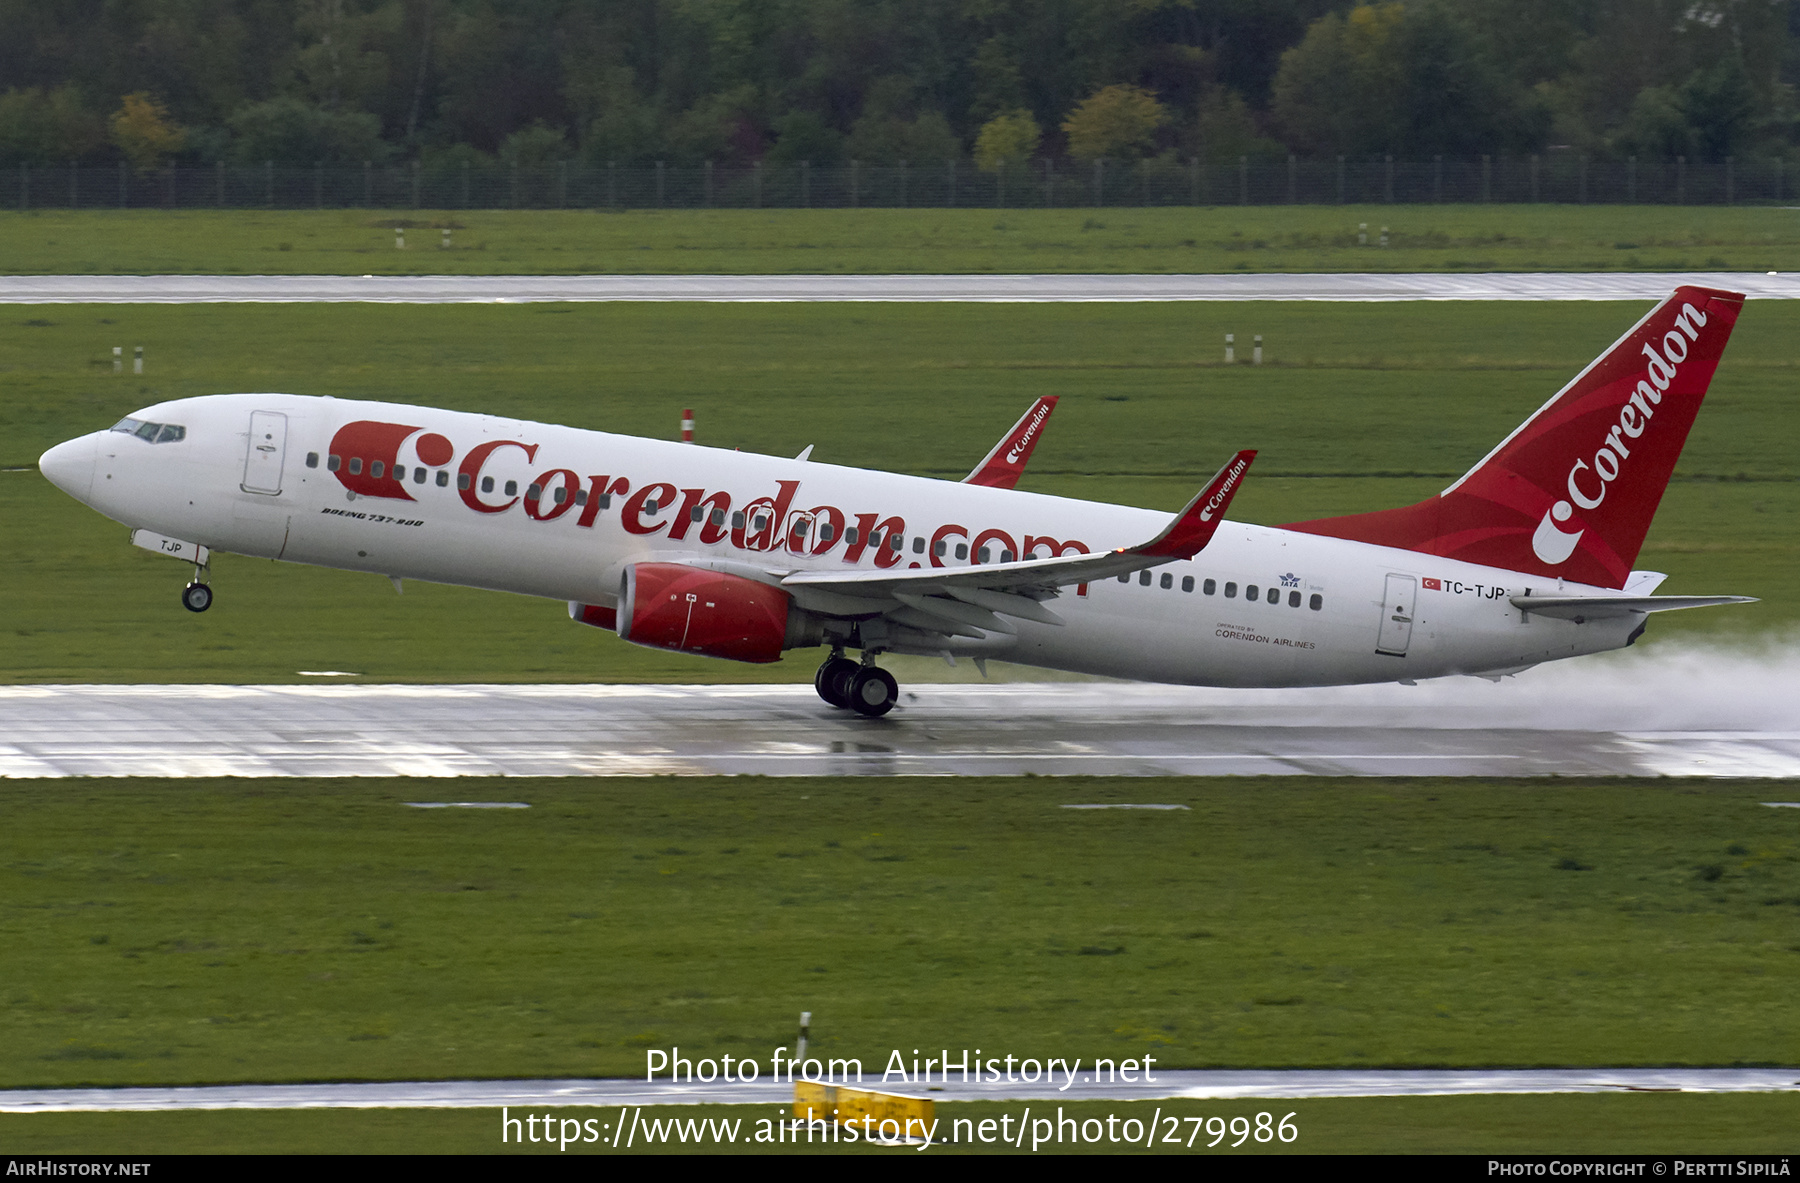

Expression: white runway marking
xmin=1 ymin=272 xmax=1796 ymax=304
xmin=2 ymin=1069 xmax=1794 ymax=1112
xmin=3 ymin=642 xmax=1798 ymax=778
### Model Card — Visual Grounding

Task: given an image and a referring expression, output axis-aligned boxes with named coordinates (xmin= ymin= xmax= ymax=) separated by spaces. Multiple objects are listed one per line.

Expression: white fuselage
xmin=45 ymin=393 xmax=1643 ymax=687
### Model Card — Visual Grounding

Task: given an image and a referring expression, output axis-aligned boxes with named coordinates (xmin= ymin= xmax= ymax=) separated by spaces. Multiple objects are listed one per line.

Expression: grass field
xmin=4 ymin=299 xmax=1792 ymax=684
xmin=3 ymin=206 xmax=1799 ymax=275
xmin=5 ymin=1094 xmax=1798 ymax=1155
xmin=4 ymin=777 xmax=1796 ymax=1090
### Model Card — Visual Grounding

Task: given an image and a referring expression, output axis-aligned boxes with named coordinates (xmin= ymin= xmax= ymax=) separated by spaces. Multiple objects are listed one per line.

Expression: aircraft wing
xmin=1509 ymin=594 xmax=1757 ymax=621
xmin=963 ymin=397 xmax=1058 ymax=489
xmin=775 ymin=450 xmax=1256 ymax=635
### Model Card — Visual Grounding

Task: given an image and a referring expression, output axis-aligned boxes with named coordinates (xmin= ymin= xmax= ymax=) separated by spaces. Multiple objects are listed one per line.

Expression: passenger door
xmin=1376 ymin=573 xmax=1417 ymax=657
xmin=242 ymin=410 xmax=288 ymax=495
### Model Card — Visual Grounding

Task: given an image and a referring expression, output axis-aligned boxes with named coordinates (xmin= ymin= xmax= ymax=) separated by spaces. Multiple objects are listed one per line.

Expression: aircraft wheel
xmin=815 ymin=656 xmax=858 ymax=708
xmin=848 ymin=666 xmax=899 ymax=718
xmin=181 ymin=582 xmax=214 ymax=613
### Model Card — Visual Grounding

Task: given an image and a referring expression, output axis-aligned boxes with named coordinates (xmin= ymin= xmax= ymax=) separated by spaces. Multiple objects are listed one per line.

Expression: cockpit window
xmin=110 ymin=417 xmax=186 ymax=444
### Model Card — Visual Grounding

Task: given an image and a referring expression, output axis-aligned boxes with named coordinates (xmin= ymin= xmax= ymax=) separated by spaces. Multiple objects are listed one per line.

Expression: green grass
xmin=4 ymin=1095 xmax=1797 ymax=1154
xmin=4 ymin=777 xmax=1797 ymax=1091
xmin=3 ymin=300 xmax=1792 ymax=683
xmin=3 ymin=206 xmax=1800 ymax=275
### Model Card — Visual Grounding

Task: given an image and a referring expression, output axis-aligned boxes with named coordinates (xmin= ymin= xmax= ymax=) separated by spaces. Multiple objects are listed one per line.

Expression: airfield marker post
xmin=681 ymin=409 xmax=694 ymax=443
xmin=1225 ymin=333 xmax=1234 ymax=364
xmin=112 ymin=346 xmax=122 ymax=374
xmin=133 ymin=346 xmax=143 ymax=375
xmin=1253 ymin=335 xmax=1262 ymax=366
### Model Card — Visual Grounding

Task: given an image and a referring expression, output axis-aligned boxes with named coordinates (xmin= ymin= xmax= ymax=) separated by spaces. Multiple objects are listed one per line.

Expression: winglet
xmin=1136 ymin=450 xmax=1257 ymax=559
xmin=964 ymin=396 xmax=1059 ymax=489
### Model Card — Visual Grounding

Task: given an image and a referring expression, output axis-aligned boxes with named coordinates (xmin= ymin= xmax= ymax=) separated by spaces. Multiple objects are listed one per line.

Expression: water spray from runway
xmin=1177 ymin=632 xmax=1800 ymax=734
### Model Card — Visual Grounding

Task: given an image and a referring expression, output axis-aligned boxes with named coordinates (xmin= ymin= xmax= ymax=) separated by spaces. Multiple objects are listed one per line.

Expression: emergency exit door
xmin=1375 ymin=573 xmax=1417 ymax=657
xmin=242 ymin=411 xmax=288 ymax=495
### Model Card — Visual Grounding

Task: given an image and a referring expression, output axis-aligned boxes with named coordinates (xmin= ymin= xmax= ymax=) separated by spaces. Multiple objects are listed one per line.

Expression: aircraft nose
xmin=39 ymin=434 xmax=98 ymax=503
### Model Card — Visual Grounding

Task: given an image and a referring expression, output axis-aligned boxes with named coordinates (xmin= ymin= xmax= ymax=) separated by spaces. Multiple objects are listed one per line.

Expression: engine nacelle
xmin=616 ymin=563 xmax=797 ymax=664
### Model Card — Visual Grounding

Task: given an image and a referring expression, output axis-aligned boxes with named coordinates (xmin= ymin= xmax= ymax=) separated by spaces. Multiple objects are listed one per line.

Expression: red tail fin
xmin=965 ymin=396 xmax=1058 ymax=489
xmin=1282 ymin=286 xmax=1744 ymax=589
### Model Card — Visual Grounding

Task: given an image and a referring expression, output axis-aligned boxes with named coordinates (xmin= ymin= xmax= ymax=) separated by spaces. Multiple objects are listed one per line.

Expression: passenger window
xmin=458 ymin=473 xmax=471 ymax=490
xmin=372 ymin=461 xmax=385 ymax=479
xmin=480 ymin=475 xmax=493 ymax=493
xmin=305 ymin=452 xmax=319 ymax=468
xmin=1182 ymin=576 xmax=1194 ymax=592
xmin=328 ymin=454 xmax=341 ymax=471
xmin=1000 ymin=549 xmax=1014 ymax=562
xmin=1203 ymin=578 xmax=1216 ymax=595
xmin=1160 ymin=573 xmax=1173 ymax=589
xmin=891 ymin=534 xmax=904 ymax=551
xmin=646 ymin=497 xmax=659 ymax=513
xmin=574 ymin=488 xmax=587 ymax=505
xmin=554 ymin=486 xmax=568 ymax=504
xmin=436 ymin=471 xmax=448 ymax=487
xmin=1267 ymin=587 xmax=1279 ymax=603
xmin=690 ymin=506 xmax=703 ymax=521
xmin=1310 ymin=594 xmax=1323 ymax=611
xmin=392 ymin=465 xmax=405 ymax=480
xmin=954 ymin=543 xmax=967 ymax=560
xmin=505 ymin=480 xmax=518 ymax=497
xmin=413 ymin=468 xmax=426 ymax=484
xmin=714 ymin=509 xmax=728 ymax=527
xmin=912 ymin=536 xmax=925 ymax=554
xmin=597 ymin=493 xmax=611 ymax=508
xmin=978 ymin=547 xmax=991 ymax=563
xmin=1224 ymin=582 xmax=1237 ymax=598
xmin=349 ymin=458 xmax=363 ymax=475
xmin=1138 ymin=571 xmax=1151 ymax=586
xmin=1289 ymin=590 xmax=1301 ymax=607
xmin=1118 ymin=574 xmax=1129 ymax=583
xmin=933 ymin=539 xmax=945 ymax=556
xmin=1247 ymin=584 xmax=1259 ymax=601
xmin=734 ymin=511 xmax=747 ymax=529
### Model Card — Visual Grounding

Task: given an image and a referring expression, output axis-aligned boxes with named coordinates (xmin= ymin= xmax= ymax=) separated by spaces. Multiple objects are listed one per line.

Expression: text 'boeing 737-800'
xmin=38 ymin=287 xmax=1755 ymax=716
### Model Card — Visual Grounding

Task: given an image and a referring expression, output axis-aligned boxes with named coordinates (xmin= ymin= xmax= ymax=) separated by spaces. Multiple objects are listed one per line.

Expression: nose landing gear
xmin=181 ymin=562 xmax=213 ymax=613
xmin=814 ymin=650 xmax=899 ymax=717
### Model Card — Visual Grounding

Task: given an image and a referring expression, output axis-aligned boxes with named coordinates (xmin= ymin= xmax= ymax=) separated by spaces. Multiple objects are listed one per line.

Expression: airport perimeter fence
xmin=3 ymin=154 xmax=1793 ymax=211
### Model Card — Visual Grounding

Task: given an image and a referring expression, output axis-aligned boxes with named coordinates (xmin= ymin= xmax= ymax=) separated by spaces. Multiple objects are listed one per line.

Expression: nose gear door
xmin=1376 ymin=572 xmax=1417 ymax=657
xmin=242 ymin=410 xmax=288 ymax=495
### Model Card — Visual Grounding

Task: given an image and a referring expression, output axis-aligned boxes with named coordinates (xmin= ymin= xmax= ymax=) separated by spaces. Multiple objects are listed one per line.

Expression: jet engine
xmin=615 ymin=562 xmax=810 ymax=664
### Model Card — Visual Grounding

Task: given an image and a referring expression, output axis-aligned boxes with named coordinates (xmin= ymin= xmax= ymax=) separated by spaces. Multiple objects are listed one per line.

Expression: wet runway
xmin=3 ymin=1068 xmax=1795 ymax=1112
xmin=2 ymin=271 xmax=1796 ymax=303
xmin=5 ymin=644 xmax=1798 ymax=778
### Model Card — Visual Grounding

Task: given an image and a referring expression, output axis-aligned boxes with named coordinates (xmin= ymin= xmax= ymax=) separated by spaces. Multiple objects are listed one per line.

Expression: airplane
xmin=38 ymin=285 xmax=1755 ymax=717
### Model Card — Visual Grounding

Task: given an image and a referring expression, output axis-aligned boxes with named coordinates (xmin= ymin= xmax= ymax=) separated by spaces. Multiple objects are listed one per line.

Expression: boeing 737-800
xmin=37 ymin=286 xmax=1754 ymax=716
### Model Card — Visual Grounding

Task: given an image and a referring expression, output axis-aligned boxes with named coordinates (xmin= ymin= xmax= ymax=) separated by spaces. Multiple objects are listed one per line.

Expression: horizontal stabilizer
xmin=1509 ymin=594 xmax=1757 ymax=621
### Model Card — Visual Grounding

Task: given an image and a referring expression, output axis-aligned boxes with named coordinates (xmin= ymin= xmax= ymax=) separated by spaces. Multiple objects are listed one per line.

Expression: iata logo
xmin=1004 ymin=403 xmax=1052 ymax=465
xmin=1530 ymin=301 xmax=1707 ymax=566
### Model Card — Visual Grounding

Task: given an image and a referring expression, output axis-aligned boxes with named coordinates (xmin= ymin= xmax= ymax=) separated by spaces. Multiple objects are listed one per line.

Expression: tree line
xmin=1 ymin=0 xmax=1794 ymax=175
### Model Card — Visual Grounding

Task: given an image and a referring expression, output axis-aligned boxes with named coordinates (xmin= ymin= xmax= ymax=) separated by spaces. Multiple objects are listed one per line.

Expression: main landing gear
xmin=181 ymin=563 xmax=213 ymax=613
xmin=815 ymin=651 xmax=898 ymax=717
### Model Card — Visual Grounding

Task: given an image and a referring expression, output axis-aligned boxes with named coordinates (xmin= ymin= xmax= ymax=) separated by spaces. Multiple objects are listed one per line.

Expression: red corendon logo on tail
xmin=1530 ymin=301 xmax=1708 ymax=566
